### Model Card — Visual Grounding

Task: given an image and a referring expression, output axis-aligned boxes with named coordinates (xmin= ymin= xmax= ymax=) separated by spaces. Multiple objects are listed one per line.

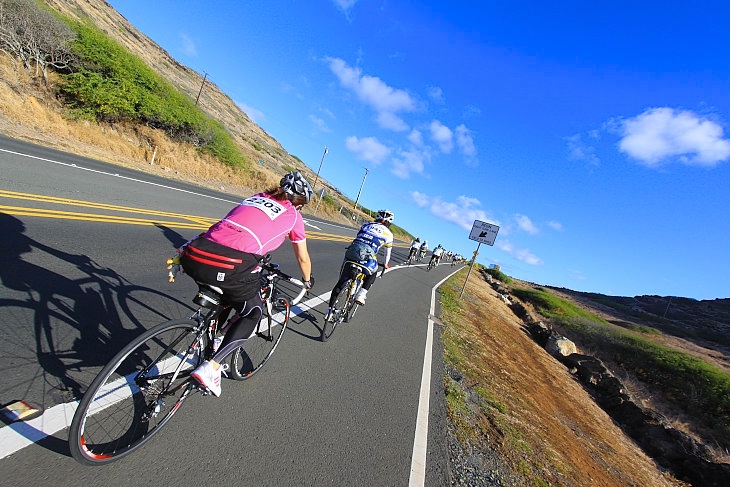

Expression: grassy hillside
xmin=3 ymin=0 xmax=412 ymax=240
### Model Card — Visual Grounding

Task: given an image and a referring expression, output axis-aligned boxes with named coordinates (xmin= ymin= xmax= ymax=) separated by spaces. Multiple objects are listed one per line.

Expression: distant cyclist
xmin=179 ymin=171 xmax=314 ymax=397
xmin=326 ymin=209 xmax=394 ymax=315
xmin=419 ymin=240 xmax=429 ymax=261
xmin=429 ymin=244 xmax=445 ymax=267
xmin=406 ymin=237 xmax=421 ymax=263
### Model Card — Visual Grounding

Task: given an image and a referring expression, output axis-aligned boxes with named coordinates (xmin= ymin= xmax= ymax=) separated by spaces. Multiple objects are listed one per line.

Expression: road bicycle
xmin=68 ymin=255 xmax=306 ymax=465
xmin=426 ymin=255 xmax=440 ymax=271
xmin=404 ymin=248 xmax=418 ymax=265
xmin=321 ymin=262 xmax=383 ymax=342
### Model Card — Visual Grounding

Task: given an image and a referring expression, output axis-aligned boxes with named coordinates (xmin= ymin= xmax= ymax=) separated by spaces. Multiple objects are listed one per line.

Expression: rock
xmin=526 ymin=321 xmax=551 ymax=346
xmin=545 ymin=335 xmax=577 ymax=357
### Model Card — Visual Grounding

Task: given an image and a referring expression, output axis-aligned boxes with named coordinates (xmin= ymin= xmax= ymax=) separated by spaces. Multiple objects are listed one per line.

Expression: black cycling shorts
xmin=180 ymin=237 xmax=262 ymax=305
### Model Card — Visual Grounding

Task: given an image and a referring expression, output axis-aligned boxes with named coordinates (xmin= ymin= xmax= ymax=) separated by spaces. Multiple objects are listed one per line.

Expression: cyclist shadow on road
xmin=286 ymin=306 xmax=325 ymax=341
xmin=0 ymin=214 xmax=183 ymax=410
xmin=153 ymin=222 xmax=190 ymax=249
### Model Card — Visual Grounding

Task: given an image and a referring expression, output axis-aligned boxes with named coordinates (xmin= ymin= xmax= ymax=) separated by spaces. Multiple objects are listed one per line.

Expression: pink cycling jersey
xmin=203 ymin=193 xmax=306 ymax=255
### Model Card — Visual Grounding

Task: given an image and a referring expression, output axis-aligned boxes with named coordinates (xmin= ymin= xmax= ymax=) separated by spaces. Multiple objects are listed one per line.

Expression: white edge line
xmin=409 ymin=268 xmax=462 ymax=486
xmin=0 ymin=289 xmax=333 ymax=460
xmin=0 ymin=147 xmax=239 ymax=205
xmin=0 ymin=261 xmax=452 ymax=463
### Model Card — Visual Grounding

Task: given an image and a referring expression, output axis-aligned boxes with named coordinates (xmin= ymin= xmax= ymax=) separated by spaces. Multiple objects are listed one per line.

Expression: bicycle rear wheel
xmin=69 ymin=319 xmax=204 ymax=465
xmin=322 ymin=281 xmax=350 ymax=341
xmin=229 ymin=298 xmax=290 ymax=380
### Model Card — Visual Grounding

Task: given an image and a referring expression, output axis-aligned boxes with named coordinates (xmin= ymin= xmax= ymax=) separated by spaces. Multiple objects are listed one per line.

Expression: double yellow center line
xmin=0 ymin=190 xmax=349 ymax=241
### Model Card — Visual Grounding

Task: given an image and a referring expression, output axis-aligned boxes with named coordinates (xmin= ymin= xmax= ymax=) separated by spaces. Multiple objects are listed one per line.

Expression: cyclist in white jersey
xmin=429 ymin=244 xmax=445 ymax=267
xmin=327 ymin=209 xmax=394 ymax=314
xmin=406 ymin=237 xmax=421 ymax=262
xmin=419 ymin=240 xmax=429 ymax=261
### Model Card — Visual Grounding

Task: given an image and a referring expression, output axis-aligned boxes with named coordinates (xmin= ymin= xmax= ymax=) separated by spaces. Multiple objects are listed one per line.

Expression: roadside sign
xmin=468 ymin=220 xmax=499 ymax=246
xmin=318 ymin=188 xmax=326 ymax=199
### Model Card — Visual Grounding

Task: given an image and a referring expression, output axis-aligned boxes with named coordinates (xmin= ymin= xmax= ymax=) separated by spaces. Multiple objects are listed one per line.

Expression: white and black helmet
xmin=376 ymin=209 xmax=395 ymax=224
xmin=280 ymin=171 xmax=314 ymax=203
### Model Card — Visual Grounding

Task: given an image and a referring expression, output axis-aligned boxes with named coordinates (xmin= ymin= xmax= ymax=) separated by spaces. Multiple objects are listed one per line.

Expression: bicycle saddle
xmin=193 ymin=283 xmax=224 ymax=308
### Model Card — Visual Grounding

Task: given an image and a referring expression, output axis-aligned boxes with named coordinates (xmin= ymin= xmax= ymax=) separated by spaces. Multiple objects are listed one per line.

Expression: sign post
xmin=460 ymin=220 xmax=500 ymax=297
xmin=313 ymin=188 xmax=326 ymax=215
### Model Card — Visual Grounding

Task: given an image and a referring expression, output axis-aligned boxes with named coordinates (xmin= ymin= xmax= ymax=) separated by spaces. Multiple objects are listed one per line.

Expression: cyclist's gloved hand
xmin=385 ymin=263 xmax=390 ymax=269
xmin=303 ymin=274 xmax=314 ymax=290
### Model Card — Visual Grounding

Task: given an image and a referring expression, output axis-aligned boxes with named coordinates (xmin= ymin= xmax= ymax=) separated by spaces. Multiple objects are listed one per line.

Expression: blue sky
xmin=106 ymin=0 xmax=730 ymax=300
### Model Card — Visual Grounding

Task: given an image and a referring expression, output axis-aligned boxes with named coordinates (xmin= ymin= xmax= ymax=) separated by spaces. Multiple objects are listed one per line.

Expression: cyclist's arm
xmin=291 ymin=240 xmax=312 ymax=282
xmin=382 ymin=245 xmax=392 ymax=267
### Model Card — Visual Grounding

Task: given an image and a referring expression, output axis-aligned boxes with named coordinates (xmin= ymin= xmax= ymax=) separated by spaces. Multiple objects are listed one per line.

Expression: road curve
xmin=0 ymin=134 xmax=457 ymax=486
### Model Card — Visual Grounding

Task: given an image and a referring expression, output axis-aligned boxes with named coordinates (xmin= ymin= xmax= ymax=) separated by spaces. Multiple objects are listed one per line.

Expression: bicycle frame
xmin=69 ymin=256 xmax=306 ymax=465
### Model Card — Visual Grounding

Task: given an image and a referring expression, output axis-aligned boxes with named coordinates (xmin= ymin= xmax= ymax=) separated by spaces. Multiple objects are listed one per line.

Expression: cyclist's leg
xmin=214 ymin=303 xmax=262 ymax=361
xmin=361 ymin=271 xmax=377 ymax=291
xmin=329 ymin=262 xmax=357 ymax=307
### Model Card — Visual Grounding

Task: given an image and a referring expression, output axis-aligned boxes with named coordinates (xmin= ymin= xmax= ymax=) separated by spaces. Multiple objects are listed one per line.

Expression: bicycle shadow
xmin=0 ymin=213 xmax=191 ymax=456
xmin=286 ymin=308 xmax=323 ymax=341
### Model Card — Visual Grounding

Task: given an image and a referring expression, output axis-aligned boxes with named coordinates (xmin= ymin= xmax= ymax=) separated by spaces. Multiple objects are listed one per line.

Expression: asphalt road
xmin=0 ymin=135 xmax=461 ymax=486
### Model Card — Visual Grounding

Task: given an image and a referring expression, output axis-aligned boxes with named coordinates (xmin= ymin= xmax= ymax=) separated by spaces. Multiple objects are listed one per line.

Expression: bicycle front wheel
xmin=230 ymin=298 xmax=290 ymax=380
xmin=69 ymin=319 xmax=204 ymax=466
xmin=345 ymin=300 xmax=360 ymax=322
xmin=322 ymin=281 xmax=350 ymax=341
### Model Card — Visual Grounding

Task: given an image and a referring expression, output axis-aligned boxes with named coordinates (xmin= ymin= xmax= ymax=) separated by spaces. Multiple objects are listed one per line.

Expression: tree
xmin=0 ymin=0 xmax=76 ymax=84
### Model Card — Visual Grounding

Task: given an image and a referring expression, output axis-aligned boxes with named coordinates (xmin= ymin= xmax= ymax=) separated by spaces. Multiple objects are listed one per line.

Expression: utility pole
xmin=195 ymin=72 xmax=208 ymax=105
xmin=312 ymin=146 xmax=328 ymax=191
xmin=353 ymin=167 xmax=369 ymax=210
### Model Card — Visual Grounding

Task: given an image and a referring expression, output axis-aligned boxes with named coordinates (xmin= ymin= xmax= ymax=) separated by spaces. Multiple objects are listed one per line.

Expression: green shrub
xmin=58 ymin=21 xmax=246 ymax=168
xmin=484 ymin=267 xmax=512 ymax=284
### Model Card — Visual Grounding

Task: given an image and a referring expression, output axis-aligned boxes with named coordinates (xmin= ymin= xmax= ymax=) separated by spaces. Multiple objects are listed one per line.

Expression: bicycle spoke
xmin=69 ymin=320 xmax=203 ymax=465
xmin=230 ymin=299 xmax=289 ymax=379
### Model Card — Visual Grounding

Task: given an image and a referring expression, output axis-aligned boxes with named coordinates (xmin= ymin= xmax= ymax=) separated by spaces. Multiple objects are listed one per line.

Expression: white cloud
xmin=408 ymin=129 xmax=424 ymax=146
xmin=179 ymin=33 xmax=197 ymax=57
xmin=411 ymin=191 xmax=430 ymax=207
xmin=377 ymin=112 xmax=409 ymax=132
xmin=515 ymin=214 xmax=539 ymax=234
xmin=495 ymin=240 xmax=543 ymax=266
xmin=429 ymin=120 xmax=453 ymax=153
xmin=327 ymin=57 xmax=415 ymax=132
xmin=618 ymin=107 xmax=730 ymax=167
xmin=455 ymin=124 xmax=478 ymax=165
xmin=547 ymin=220 xmax=564 ymax=231
xmin=428 ymin=86 xmax=445 ymax=104
xmin=409 ymin=192 xmax=542 ymax=266
xmin=237 ymin=101 xmax=265 ymax=123
xmin=566 ymin=133 xmax=600 ymax=166
xmin=332 ymin=0 xmax=357 ymax=17
xmin=409 ymin=192 xmax=491 ymax=230
xmin=309 ymin=115 xmax=331 ymax=133
xmin=391 ymin=148 xmax=427 ymax=179
xmin=345 ymin=135 xmax=390 ymax=166
xmin=514 ymin=247 xmax=542 ymax=266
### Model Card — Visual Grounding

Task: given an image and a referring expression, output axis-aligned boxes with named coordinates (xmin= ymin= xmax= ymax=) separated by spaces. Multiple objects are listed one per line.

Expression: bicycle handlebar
xmin=261 ymin=262 xmax=307 ymax=306
xmin=288 ymin=277 xmax=307 ymax=305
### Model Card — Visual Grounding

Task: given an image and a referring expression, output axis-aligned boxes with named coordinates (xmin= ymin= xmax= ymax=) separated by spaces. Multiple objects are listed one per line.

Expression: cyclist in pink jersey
xmin=180 ymin=171 xmax=314 ymax=397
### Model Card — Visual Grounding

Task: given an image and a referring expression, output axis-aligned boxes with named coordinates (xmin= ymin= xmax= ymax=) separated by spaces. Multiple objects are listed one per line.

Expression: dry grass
xmin=0 ymin=55 xmax=361 ymax=226
xmin=440 ymin=270 xmax=686 ymax=486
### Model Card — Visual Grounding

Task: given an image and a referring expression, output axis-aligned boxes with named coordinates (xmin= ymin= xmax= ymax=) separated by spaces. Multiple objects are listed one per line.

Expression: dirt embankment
xmin=442 ymin=271 xmax=687 ymax=486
